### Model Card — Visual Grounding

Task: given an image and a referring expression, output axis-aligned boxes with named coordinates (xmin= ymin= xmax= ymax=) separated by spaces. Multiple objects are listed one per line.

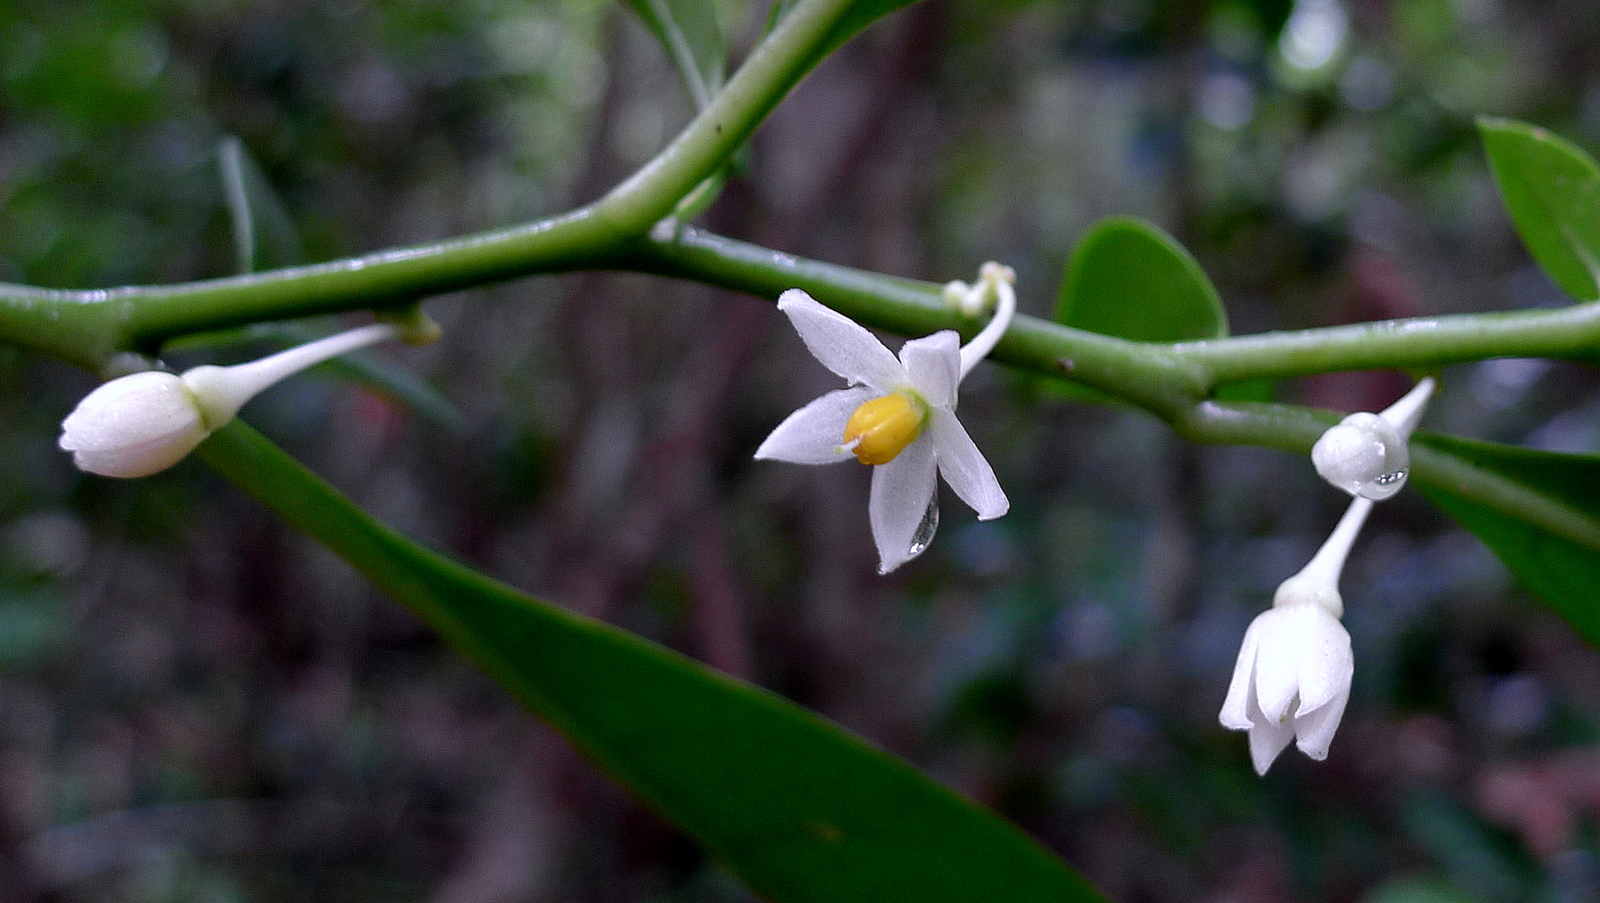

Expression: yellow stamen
xmin=842 ymin=391 xmax=925 ymax=465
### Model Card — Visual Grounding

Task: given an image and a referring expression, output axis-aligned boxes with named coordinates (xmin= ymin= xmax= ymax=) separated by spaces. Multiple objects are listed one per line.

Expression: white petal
xmin=1251 ymin=608 xmax=1301 ymax=723
xmin=1248 ymin=717 xmax=1297 ymax=775
xmin=928 ymin=410 xmax=1008 ymax=520
xmin=899 ymin=331 xmax=961 ymax=408
xmin=777 ymin=289 xmax=905 ymax=390
xmin=754 ymin=387 xmax=875 ymax=464
xmin=868 ymin=436 xmax=937 ymax=574
xmin=1292 ymin=680 xmax=1351 ymax=760
xmin=1219 ymin=615 xmax=1267 ymax=730
xmin=1293 ymin=606 xmax=1353 ymax=715
xmin=1244 ymin=675 xmax=1297 ymax=775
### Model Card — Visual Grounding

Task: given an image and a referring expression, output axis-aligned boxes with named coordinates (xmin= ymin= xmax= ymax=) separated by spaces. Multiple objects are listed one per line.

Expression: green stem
xmin=628 ymin=228 xmax=1600 ymax=392
xmin=0 ymin=0 xmax=866 ymax=369
xmin=623 ymin=227 xmax=1207 ymax=414
xmin=1174 ymin=399 xmax=1600 ymax=553
xmin=590 ymin=0 xmax=860 ymax=237
xmin=1173 ymin=301 xmax=1600 ymax=384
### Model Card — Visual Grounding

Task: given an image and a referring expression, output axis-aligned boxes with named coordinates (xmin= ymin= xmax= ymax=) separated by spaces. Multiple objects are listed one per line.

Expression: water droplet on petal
xmin=907 ymin=495 xmax=939 ymax=560
xmin=1358 ymin=467 xmax=1409 ymax=500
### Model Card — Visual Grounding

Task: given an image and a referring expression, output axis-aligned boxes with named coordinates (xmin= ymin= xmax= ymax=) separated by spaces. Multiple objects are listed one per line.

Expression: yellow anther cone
xmin=842 ymin=392 xmax=925 ymax=465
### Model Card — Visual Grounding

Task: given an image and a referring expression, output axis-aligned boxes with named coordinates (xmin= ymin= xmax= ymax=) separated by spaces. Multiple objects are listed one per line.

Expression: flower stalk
xmin=59 ymin=320 xmax=424 ymax=478
xmin=1222 ymin=377 xmax=1436 ymax=774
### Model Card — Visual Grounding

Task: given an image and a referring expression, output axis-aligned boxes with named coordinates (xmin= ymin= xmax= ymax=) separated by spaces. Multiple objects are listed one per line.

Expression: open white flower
xmin=755 ymin=266 xmax=1015 ymax=574
xmin=1220 ymin=495 xmax=1370 ymax=774
xmin=61 ymin=322 xmax=410 ymax=478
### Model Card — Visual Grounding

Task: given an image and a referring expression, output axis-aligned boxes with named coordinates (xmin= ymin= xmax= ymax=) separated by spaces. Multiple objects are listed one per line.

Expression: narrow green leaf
xmin=624 ymin=0 xmax=726 ymax=112
xmin=1412 ymin=432 xmax=1600 ymax=648
xmin=195 ymin=421 xmax=1107 ymax=903
xmin=1055 ymin=216 xmax=1229 ymax=342
xmin=1478 ymin=117 xmax=1600 ymax=301
xmin=217 ymin=136 xmax=304 ymax=274
xmin=766 ymin=0 xmax=922 ymax=77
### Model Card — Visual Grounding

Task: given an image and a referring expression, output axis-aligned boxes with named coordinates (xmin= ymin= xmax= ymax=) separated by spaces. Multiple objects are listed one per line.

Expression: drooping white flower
xmin=755 ymin=265 xmax=1016 ymax=574
xmin=1220 ymin=495 xmax=1370 ymax=774
xmin=1312 ymin=377 xmax=1435 ymax=500
xmin=60 ymin=322 xmax=408 ymax=478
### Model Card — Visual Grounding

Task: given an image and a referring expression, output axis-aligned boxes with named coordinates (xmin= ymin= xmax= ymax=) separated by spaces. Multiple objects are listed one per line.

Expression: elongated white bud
xmin=59 ymin=322 xmax=408 ymax=478
xmin=58 ymin=371 xmax=211 ymax=478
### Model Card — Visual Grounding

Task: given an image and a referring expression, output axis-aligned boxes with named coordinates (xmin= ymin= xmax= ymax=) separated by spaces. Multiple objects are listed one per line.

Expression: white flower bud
xmin=58 ymin=371 xmax=210 ymax=478
xmin=1310 ymin=377 xmax=1436 ymax=501
xmin=1311 ymin=411 xmax=1409 ymax=500
xmin=59 ymin=321 xmax=413 ymax=479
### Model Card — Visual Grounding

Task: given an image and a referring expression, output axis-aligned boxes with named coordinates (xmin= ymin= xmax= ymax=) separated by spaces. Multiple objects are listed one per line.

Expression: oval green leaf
xmin=1478 ymin=117 xmax=1600 ymax=302
xmin=196 ymin=421 xmax=1108 ymax=903
xmin=1055 ymin=215 xmax=1229 ymax=342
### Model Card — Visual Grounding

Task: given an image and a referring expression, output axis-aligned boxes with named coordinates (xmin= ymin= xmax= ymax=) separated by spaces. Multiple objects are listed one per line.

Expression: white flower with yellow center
xmin=755 ymin=265 xmax=1016 ymax=574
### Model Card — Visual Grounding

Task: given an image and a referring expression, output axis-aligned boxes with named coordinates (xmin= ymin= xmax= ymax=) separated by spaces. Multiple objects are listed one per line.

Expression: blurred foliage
xmin=6 ymin=0 xmax=1600 ymax=901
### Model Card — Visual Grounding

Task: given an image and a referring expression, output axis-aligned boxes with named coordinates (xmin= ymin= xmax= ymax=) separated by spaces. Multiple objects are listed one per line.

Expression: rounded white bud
xmin=58 ymin=371 xmax=210 ymax=478
xmin=1311 ymin=411 xmax=1409 ymax=500
xmin=941 ymin=280 xmax=972 ymax=310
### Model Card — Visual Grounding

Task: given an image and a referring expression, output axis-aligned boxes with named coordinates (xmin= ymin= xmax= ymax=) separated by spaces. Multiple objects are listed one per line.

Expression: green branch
xmin=1174 ymin=399 xmax=1600 ymax=556
xmin=623 ymin=226 xmax=1600 ymax=410
xmin=0 ymin=0 xmax=865 ymax=370
xmin=1174 ymin=302 xmax=1600 ymax=384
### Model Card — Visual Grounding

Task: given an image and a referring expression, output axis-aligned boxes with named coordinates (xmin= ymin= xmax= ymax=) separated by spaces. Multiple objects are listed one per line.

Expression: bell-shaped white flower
xmin=1312 ymin=377 xmax=1434 ymax=500
xmin=60 ymin=322 xmax=408 ymax=478
xmin=1220 ymin=495 xmax=1371 ymax=774
xmin=755 ymin=265 xmax=1015 ymax=574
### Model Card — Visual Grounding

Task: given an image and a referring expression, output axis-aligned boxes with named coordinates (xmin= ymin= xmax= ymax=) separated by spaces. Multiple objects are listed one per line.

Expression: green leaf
xmin=1055 ymin=216 xmax=1229 ymax=342
xmin=624 ymin=0 xmax=726 ymax=112
xmin=1478 ymin=117 xmax=1600 ymax=301
xmin=1050 ymin=216 xmax=1268 ymax=402
xmin=217 ymin=136 xmax=305 ymax=274
xmin=1412 ymin=432 xmax=1600 ymax=648
xmin=766 ymin=0 xmax=923 ymax=77
xmin=195 ymin=421 xmax=1107 ymax=903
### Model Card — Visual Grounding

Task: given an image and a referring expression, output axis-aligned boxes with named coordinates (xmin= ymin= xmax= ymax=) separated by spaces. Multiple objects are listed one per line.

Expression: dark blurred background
xmin=3 ymin=0 xmax=1600 ymax=900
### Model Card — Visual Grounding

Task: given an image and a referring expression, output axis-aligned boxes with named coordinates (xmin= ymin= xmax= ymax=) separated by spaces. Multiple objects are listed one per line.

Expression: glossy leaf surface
xmin=1414 ymin=432 xmax=1600 ymax=648
xmin=1056 ymin=215 xmax=1229 ymax=342
xmin=196 ymin=420 xmax=1109 ymax=903
xmin=1480 ymin=117 xmax=1600 ymax=301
